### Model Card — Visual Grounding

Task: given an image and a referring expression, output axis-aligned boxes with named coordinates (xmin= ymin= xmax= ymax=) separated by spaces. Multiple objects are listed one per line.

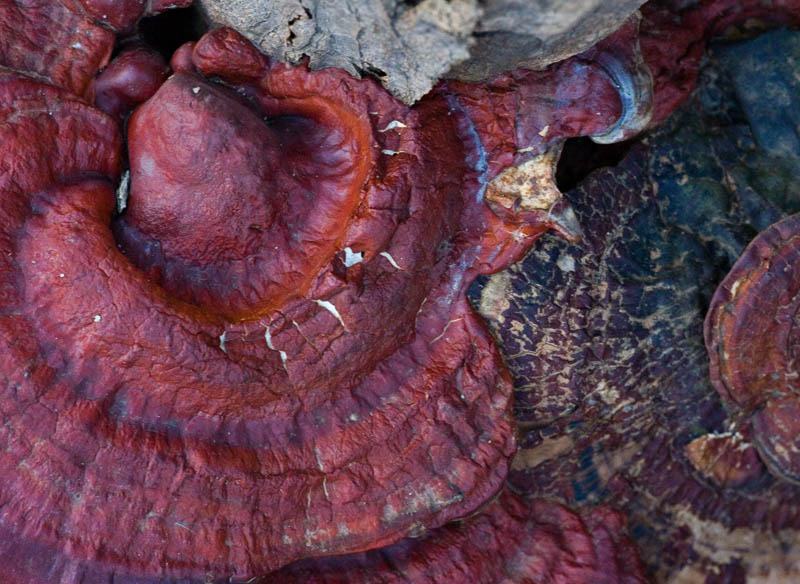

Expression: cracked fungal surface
xmin=472 ymin=24 xmax=800 ymax=582
xmin=706 ymin=213 xmax=800 ymax=485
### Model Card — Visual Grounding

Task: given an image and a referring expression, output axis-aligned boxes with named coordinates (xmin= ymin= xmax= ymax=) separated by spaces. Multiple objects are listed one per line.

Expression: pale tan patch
xmin=593 ymin=441 xmax=642 ymax=483
xmin=511 ymin=435 xmax=574 ymax=470
xmin=666 ymin=505 xmax=800 ymax=580
xmin=478 ymin=271 xmax=512 ymax=325
xmin=486 ymin=147 xmax=562 ymax=212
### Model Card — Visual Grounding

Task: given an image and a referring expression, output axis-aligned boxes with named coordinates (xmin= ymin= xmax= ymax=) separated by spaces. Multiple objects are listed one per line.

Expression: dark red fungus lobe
xmin=275 ymin=490 xmax=647 ymax=584
xmin=170 ymin=41 xmax=197 ymax=73
xmin=442 ymin=58 xmax=622 ymax=181
xmin=580 ymin=14 xmax=654 ymax=144
xmin=94 ymin=44 xmax=169 ymax=122
xmin=705 ymin=213 xmax=800 ymax=483
xmin=0 ymin=0 xmax=114 ymax=98
xmin=0 ymin=21 xmax=637 ymax=580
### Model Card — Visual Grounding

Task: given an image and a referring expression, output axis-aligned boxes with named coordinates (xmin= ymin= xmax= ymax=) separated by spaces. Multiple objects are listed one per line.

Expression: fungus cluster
xmin=0 ymin=1 xmax=650 ymax=580
xmin=3 ymin=0 xmax=797 ymax=581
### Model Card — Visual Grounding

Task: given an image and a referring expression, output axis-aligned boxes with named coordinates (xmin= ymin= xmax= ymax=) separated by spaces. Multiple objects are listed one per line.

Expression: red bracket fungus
xmin=0 ymin=2 xmax=653 ymax=581
xmin=274 ymin=490 xmax=646 ymax=584
xmin=705 ymin=213 xmax=800 ymax=484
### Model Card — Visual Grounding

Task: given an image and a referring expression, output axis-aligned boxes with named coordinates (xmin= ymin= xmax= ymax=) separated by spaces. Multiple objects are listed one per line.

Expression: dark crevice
xmin=138 ymin=6 xmax=206 ymax=60
xmin=355 ymin=64 xmax=388 ymax=82
xmin=555 ymin=136 xmax=636 ymax=192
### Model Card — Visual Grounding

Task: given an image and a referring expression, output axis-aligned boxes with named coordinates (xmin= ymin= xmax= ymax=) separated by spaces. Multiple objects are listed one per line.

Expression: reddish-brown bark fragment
xmin=275 ymin=490 xmax=646 ymax=584
xmin=705 ymin=213 xmax=800 ymax=483
xmin=685 ymin=432 xmax=765 ymax=489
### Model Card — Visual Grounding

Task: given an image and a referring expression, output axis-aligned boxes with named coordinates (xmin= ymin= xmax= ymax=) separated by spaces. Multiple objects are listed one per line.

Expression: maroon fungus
xmin=275 ymin=489 xmax=646 ymax=584
xmin=94 ymin=43 xmax=170 ymax=122
xmin=705 ymin=213 xmax=800 ymax=483
xmin=0 ymin=16 xmax=646 ymax=581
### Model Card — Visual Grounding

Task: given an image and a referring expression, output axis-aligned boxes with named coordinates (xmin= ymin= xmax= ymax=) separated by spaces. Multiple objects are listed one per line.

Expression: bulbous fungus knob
xmin=94 ymin=44 xmax=169 ymax=122
xmin=706 ymin=213 xmax=800 ymax=483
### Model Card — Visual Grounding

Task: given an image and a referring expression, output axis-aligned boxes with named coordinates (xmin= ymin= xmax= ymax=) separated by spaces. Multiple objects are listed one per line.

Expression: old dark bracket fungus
xmin=0 ymin=1 xmax=656 ymax=578
xmin=706 ymin=213 xmax=800 ymax=484
xmin=471 ymin=8 xmax=800 ymax=580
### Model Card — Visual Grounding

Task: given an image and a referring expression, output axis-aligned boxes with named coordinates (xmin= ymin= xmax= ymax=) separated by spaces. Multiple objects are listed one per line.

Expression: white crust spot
xmin=379 ymin=120 xmax=408 ymax=132
xmin=379 ymin=251 xmax=403 ymax=270
xmin=219 ymin=331 xmax=227 ymax=353
xmin=265 ymin=326 xmax=288 ymax=371
xmin=343 ymin=247 xmax=363 ymax=267
xmin=314 ymin=299 xmax=348 ymax=331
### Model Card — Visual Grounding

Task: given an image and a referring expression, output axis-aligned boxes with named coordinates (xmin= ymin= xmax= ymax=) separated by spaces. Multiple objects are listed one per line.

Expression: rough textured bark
xmin=196 ymin=0 xmax=647 ymax=103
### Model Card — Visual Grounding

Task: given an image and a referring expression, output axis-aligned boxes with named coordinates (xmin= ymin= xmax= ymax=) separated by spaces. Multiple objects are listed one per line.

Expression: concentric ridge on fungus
xmin=0 ymin=12 xmax=642 ymax=580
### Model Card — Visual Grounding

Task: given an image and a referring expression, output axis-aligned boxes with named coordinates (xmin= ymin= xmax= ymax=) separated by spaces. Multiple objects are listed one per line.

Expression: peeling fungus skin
xmin=0 ymin=19 xmax=638 ymax=582
xmin=705 ymin=214 xmax=800 ymax=483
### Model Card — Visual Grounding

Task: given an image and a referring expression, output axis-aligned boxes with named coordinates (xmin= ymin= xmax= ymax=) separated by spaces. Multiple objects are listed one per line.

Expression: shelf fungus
xmin=0 ymin=5 xmax=652 ymax=579
xmin=275 ymin=489 xmax=646 ymax=584
xmin=705 ymin=214 xmax=800 ymax=484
